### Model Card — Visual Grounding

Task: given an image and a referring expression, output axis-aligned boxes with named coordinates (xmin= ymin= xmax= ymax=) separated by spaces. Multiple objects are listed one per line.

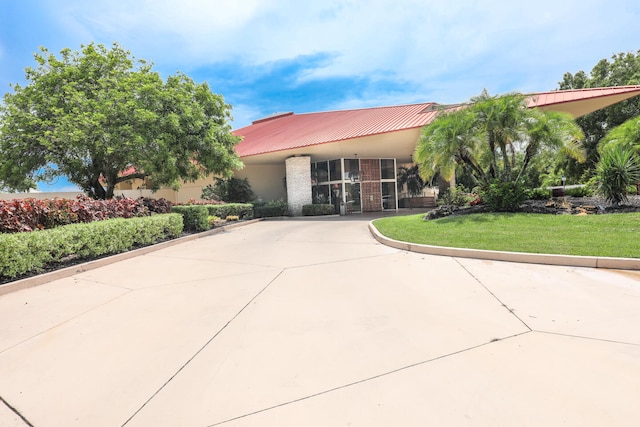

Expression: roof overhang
xmin=527 ymin=85 xmax=640 ymax=118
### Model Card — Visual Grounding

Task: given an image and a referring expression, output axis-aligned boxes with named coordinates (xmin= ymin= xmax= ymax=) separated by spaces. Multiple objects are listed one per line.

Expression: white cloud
xmin=43 ymin=0 xmax=640 ymax=106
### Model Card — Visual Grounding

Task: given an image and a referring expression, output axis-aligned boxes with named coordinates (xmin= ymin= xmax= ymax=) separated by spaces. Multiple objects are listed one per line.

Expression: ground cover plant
xmin=373 ymin=212 xmax=640 ymax=258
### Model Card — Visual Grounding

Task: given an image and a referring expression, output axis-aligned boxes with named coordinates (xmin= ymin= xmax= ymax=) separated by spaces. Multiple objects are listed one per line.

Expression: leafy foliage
xmin=596 ymin=147 xmax=640 ymax=205
xmin=396 ymin=165 xmax=426 ymax=197
xmin=253 ymin=199 xmax=288 ymax=218
xmin=0 ymin=196 xmax=159 ymax=233
xmin=0 ymin=214 xmax=183 ymax=279
xmin=204 ymin=203 xmax=253 ymax=219
xmin=558 ymin=50 xmax=640 ymax=180
xmin=437 ymin=185 xmax=476 ymax=207
xmin=0 ymin=43 xmax=242 ymax=199
xmin=302 ymin=204 xmax=335 ymax=216
xmin=170 ymin=205 xmax=210 ymax=232
xmin=480 ymin=181 xmax=529 ymax=212
xmin=201 ymin=177 xmax=255 ymax=203
xmin=415 ymin=92 xmax=585 ymax=211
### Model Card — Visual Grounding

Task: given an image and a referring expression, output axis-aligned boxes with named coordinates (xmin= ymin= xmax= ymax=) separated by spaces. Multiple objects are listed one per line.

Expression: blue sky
xmin=1 ymin=0 xmax=639 ymax=191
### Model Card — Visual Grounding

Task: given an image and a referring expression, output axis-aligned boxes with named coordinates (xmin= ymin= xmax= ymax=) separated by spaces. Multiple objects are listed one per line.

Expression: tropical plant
xmin=596 ymin=146 xmax=640 ymax=206
xmin=396 ymin=165 xmax=426 ymax=197
xmin=0 ymin=43 xmax=242 ymax=199
xmin=415 ymin=92 xmax=585 ymax=211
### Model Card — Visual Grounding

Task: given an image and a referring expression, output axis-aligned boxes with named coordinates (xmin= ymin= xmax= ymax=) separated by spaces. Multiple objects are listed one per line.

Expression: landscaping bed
xmin=426 ymin=195 xmax=640 ymax=219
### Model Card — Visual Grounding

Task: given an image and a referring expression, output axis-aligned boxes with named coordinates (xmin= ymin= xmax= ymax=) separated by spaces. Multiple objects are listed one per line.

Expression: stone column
xmin=285 ymin=156 xmax=312 ymax=216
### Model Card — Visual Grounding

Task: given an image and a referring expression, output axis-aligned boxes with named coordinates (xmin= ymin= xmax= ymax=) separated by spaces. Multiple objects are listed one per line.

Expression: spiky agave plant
xmin=596 ymin=147 xmax=640 ymax=206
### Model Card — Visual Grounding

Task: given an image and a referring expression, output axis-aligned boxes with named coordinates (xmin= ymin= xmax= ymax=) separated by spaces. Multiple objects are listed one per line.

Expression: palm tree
xmin=415 ymin=92 xmax=585 ymax=189
xmin=414 ymin=106 xmax=486 ymax=185
xmin=397 ymin=165 xmax=426 ymax=206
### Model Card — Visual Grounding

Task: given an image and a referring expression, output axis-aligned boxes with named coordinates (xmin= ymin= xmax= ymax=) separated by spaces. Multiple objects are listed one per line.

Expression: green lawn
xmin=372 ymin=212 xmax=640 ymax=258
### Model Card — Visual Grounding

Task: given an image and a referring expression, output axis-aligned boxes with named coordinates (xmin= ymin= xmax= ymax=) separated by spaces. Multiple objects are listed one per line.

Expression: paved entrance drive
xmin=1 ymin=217 xmax=639 ymax=426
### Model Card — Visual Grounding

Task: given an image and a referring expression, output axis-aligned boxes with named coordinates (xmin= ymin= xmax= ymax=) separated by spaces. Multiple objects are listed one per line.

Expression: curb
xmin=0 ymin=219 xmax=263 ymax=297
xmin=368 ymin=221 xmax=640 ymax=271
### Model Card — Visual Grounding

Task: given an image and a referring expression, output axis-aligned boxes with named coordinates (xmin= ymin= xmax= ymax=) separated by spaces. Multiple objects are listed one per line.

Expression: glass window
xmin=381 ymin=159 xmax=395 ymax=180
xmin=344 ymin=159 xmax=360 ymax=182
xmin=329 ymin=159 xmax=342 ymax=181
xmin=315 ymin=161 xmax=329 ymax=183
xmin=313 ymin=184 xmax=330 ymax=205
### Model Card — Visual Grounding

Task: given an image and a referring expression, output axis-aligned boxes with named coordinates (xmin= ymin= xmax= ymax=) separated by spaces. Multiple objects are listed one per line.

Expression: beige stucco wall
xmin=234 ymin=164 xmax=287 ymax=202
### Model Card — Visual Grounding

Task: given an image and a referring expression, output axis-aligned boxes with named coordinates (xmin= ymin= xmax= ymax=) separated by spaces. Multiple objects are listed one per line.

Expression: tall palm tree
xmin=415 ymin=92 xmax=585 ymax=190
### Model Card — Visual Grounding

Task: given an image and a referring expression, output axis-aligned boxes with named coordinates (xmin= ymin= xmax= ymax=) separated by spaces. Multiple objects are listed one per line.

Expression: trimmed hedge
xmin=0 ymin=214 xmax=183 ymax=279
xmin=302 ymin=204 xmax=335 ymax=216
xmin=171 ymin=205 xmax=210 ymax=232
xmin=205 ymin=203 xmax=253 ymax=219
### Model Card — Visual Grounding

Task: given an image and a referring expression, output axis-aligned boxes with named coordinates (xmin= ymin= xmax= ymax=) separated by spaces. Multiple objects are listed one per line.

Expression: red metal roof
xmin=234 ymin=86 xmax=640 ymax=158
xmin=233 ymin=103 xmax=445 ymax=157
xmin=527 ymin=85 xmax=640 ymax=109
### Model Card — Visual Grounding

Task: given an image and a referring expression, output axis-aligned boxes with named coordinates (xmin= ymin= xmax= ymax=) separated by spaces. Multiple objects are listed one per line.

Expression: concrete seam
xmin=120 ymin=268 xmax=286 ymax=427
xmin=0 ymin=395 xmax=34 ymax=427
xmin=0 ymin=289 xmax=132 ymax=356
xmin=536 ymin=330 xmax=640 ymax=348
xmin=208 ymin=331 xmax=532 ymax=426
xmin=453 ymin=258 xmax=533 ymax=332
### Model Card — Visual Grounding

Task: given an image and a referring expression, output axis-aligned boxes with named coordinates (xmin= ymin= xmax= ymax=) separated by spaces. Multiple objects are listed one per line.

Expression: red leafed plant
xmin=0 ymin=196 xmax=171 ymax=233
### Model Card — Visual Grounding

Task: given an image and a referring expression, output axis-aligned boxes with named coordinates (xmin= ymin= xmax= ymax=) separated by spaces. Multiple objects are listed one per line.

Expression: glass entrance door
xmin=344 ymin=182 xmax=361 ymax=213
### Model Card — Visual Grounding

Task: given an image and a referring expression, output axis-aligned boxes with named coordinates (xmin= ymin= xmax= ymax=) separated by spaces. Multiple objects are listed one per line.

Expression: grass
xmin=373 ymin=212 xmax=640 ymax=258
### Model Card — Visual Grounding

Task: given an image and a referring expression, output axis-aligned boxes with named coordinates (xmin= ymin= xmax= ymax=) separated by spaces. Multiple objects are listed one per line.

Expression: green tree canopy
xmin=558 ymin=50 xmax=640 ymax=180
xmin=415 ymin=92 xmax=585 ymax=189
xmin=0 ymin=42 xmax=242 ymax=199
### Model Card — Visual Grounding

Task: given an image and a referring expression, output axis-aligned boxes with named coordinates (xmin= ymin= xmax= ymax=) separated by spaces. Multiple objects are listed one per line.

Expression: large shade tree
xmin=558 ymin=50 xmax=640 ymax=180
xmin=415 ymin=92 xmax=585 ymax=210
xmin=0 ymin=43 xmax=242 ymax=199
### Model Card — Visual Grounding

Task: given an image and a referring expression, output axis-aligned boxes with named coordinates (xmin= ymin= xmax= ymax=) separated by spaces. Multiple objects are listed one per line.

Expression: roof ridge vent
xmin=252 ymin=112 xmax=294 ymax=124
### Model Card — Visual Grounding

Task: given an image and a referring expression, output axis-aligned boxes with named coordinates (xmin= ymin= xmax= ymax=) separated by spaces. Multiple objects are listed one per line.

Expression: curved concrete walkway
xmin=1 ymin=216 xmax=639 ymax=426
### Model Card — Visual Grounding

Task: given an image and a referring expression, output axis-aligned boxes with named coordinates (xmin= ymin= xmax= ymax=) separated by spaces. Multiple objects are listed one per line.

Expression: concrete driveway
xmin=1 ymin=216 xmax=639 ymax=426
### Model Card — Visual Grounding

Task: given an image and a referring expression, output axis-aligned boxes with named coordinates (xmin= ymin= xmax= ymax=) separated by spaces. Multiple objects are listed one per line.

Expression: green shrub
xmin=528 ymin=188 xmax=550 ymax=200
xmin=171 ymin=205 xmax=210 ymax=232
xmin=205 ymin=203 xmax=253 ymax=219
xmin=480 ymin=181 xmax=528 ymax=212
xmin=0 ymin=214 xmax=183 ymax=279
xmin=596 ymin=147 xmax=640 ymax=205
xmin=302 ymin=204 xmax=335 ymax=216
xmin=438 ymin=185 xmax=474 ymax=207
xmin=253 ymin=199 xmax=288 ymax=218
xmin=564 ymin=186 xmax=592 ymax=197
xmin=201 ymin=177 xmax=255 ymax=203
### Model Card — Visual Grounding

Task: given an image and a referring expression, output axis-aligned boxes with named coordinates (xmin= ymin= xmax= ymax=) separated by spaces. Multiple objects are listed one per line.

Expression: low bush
xmin=225 ymin=215 xmax=239 ymax=221
xmin=170 ymin=205 xmax=210 ymax=232
xmin=528 ymin=188 xmax=550 ymax=200
xmin=302 ymin=204 xmax=335 ymax=216
xmin=0 ymin=214 xmax=183 ymax=279
xmin=0 ymin=196 xmax=157 ymax=233
xmin=253 ymin=199 xmax=288 ymax=218
xmin=205 ymin=203 xmax=253 ymax=219
xmin=140 ymin=197 xmax=173 ymax=213
xmin=438 ymin=185 xmax=475 ymax=207
xmin=480 ymin=181 xmax=528 ymax=212
xmin=564 ymin=186 xmax=592 ymax=198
